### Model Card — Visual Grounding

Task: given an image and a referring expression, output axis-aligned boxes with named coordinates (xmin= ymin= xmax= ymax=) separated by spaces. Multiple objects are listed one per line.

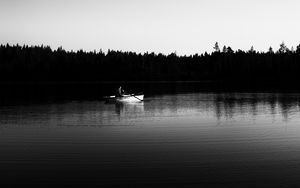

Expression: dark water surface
xmin=1 ymin=84 xmax=300 ymax=187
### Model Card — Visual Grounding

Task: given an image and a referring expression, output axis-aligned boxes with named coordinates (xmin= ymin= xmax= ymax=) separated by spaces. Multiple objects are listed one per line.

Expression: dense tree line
xmin=1 ymin=42 xmax=300 ymax=83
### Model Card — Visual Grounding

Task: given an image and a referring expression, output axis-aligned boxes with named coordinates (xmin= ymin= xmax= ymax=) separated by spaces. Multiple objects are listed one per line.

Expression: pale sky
xmin=1 ymin=0 xmax=300 ymax=55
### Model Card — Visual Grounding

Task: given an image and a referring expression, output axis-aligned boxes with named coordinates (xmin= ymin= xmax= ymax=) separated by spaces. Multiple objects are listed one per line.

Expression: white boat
xmin=116 ymin=94 xmax=144 ymax=102
xmin=105 ymin=94 xmax=144 ymax=103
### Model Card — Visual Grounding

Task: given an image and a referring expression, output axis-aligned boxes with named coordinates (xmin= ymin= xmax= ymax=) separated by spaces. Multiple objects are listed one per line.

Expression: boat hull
xmin=105 ymin=95 xmax=144 ymax=103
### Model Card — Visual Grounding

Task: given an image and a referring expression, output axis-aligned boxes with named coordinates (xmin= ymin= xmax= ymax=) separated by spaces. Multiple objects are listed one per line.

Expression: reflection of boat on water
xmin=115 ymin=100 xmax=144 ymax=116
xmin=105 ymin=94 xmax=144 ymax=103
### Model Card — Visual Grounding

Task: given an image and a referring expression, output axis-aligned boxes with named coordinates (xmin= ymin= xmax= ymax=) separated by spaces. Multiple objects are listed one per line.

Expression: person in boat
xmin=116 ymin=86 xmax=125 ymax=97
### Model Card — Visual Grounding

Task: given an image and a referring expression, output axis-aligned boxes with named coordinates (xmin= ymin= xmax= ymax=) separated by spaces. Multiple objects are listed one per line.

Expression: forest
xmin=1 ymin=42 xmax=300 ymax=84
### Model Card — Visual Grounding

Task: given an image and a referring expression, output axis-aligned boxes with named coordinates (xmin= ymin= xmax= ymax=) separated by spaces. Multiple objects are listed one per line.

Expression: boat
xmin=116 ymin=94 xmax=144 ymax=102
xmin=105 ymin=94 xmax=144 ymax=103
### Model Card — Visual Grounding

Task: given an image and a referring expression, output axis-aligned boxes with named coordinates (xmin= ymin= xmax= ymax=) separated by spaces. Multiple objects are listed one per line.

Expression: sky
xmin=1 ymin=0 xmax=300 ymax=55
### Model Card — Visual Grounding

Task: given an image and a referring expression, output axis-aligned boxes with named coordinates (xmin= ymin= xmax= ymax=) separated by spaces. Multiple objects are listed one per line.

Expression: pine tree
xmin=213 ymin=42 xmax=220 ymax=52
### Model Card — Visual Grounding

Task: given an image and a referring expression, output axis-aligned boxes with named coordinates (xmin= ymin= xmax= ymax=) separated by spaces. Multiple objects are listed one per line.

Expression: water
xmin=1 ymin=91 xmax=300 ymax=187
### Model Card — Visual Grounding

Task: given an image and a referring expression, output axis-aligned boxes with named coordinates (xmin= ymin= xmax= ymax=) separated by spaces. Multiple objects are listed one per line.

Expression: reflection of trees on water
xmin=213 ymin=93 xmax=300 ymax=121
xmin=1 ymin=93 xmax=300 ymax=127
xmin=278 ymin=96 xmax=300 ymax=121
xmin=142 ymin=93 xmax=300 ymax=122
xmin=0 ymin=101 xmax=107 ymax=127
xmin=0 ymin=101 xmax=146 ymax=127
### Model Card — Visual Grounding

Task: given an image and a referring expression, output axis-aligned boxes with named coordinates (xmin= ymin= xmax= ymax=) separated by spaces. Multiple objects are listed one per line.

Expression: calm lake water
xmin=1 ymin=89 xmax=300 ymax=187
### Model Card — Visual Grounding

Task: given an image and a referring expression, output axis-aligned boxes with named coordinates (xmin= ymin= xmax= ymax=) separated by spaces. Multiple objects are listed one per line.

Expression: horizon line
xmin=1 ymin=42 xmax=299 ymax=56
